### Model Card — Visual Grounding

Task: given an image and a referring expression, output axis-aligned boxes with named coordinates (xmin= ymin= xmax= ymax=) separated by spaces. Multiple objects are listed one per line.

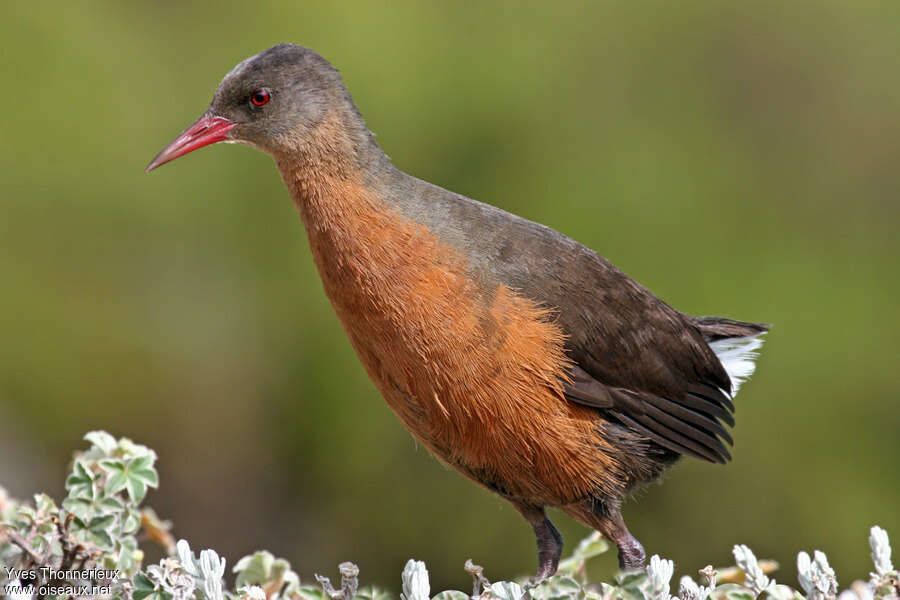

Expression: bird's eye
xmin=250 ymin=89 xmax=271 ymax=107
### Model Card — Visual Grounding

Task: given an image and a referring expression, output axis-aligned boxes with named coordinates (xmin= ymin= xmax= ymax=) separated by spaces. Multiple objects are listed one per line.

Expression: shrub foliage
xmin=1 ymin=432 xmax=897 ymax=600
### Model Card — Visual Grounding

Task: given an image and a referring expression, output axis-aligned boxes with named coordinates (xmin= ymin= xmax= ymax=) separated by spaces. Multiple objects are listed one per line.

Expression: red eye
xmin=250 ymin=89 xmax=271 ymax=107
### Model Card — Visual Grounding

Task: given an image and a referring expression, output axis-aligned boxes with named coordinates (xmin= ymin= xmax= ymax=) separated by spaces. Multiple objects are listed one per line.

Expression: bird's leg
xmin=512 ymin=502 xmax=564 ymax=580
xmin=565 ymin=497 xmax=646 ymax=570
xmin=607 ymin=520 xmax=645 ymax=570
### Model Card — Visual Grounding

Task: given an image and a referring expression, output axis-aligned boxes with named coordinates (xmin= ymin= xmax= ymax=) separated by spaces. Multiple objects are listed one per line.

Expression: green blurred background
xmin=1 ymin=0 xmax=898 ymax=592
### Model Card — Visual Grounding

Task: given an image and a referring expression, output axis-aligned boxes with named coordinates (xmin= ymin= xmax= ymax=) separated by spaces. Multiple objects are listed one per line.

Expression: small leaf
xmin=763 ymin=584 xmax=796 ymax=600
xmin=558 ymin=532 xmax=609 ymax=575
xmin=106 ymin=471 xmax=129 ymax=496
xmin=85 ymin=431 xmax=119 ymax=456
xmin=234 ymin=551 xmax=276 ymax=587
xmin=295 ymin=586 xmax=327 ymax=600
xmin=99 ymin=495 xmax=125 ymax=512
xmin=573 ymin=535 xmax=610 ymax=559
xmin=65 ymin=460 xmax=96 ymax=499
xmin=62 ymin=496 xmax=94 ymax=520
xmin=177 ymin=539 xmax=201 ymax=577
xmin=122 ymin=507 xmax=141 ymax=534
xmin=89 ymin=528 xmax=115 ymax=549
xmin=92 ymin=455 xmax=159 ymax=503
xmin=100 ymin=459 xmax=125 ymax=473
xmin=90 ymin=513 xmax=116 ymax=530
xmin=70 ymin=514 xmax=88 ymax=529
xmin=122 ymin=477 xmax=143 ymax=504
xmin=432 ymin=591 xmax=468 ymax=600
xmin=134 ymin=572 xmax=158 ymax=600
xmin=33 ymin=493 xmax=58 ymax=515
xmin=489 ymin=581 xmax=524 ymax=600
xmin=115 ymin=536 xmax=142 ymax=575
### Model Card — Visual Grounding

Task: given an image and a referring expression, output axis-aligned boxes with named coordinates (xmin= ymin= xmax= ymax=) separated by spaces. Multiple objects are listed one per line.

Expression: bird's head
xmin=146 ymin=44 xmax=357 ymax=172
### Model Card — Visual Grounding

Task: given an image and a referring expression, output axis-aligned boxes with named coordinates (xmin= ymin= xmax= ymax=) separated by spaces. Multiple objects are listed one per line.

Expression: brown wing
xmin=553 ymin=264 xmax=739 ymax=464
xmin=557 ymin=244 xmax=734 ymax=463
xmin=565 ymin=363 xmax=735 ymax=463
xmin=475 ymin=203 xmax=739 ymax=463
xmin=559 ymin=300 xmax=770 ymax=463
xmin=393 ymin=184 xmax=752 ymax=463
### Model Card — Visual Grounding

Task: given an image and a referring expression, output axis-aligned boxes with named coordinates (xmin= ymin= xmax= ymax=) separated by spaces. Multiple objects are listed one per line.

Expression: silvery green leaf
xmin=203 ymin=573 xmax=225 ymax=600
xmin=295 ymin=586 xmax=328 ymax=600
xmin=233 ymin=549 xmax=301 ymax=594
xmin=617 ymin=570 xmax=649 ymax=587
xmin=489 ymin=581 xmax=524 ymax=600
xmin=355 ymin=585 xmax=395 ymax=600
xmin=599 ymin=582 xmax=619 ymax=596
xmin=432 ymin=591 xmax=468 ymax=600
xmin=33 ymin=493 xmax=58 ymax=516
xmin=620 ymin=584 xmax=649 ymax=600
xmin=90 ymin=513 xmax=116 ymax=530
xmin=763 ymin=584 xmax=796 ymax=600
xmin=85 ymin=431 xmax=119 ymax=456
xmin=176 ymin=539 xmax=201 ymax=577
xmin=647 ymin=555 xmax=674 ymax=600
xmin=813 ymin=552 xmax=838 ymax=597
xmin=134 ymin=572 xmax=166 ymax=600
xmin=402 ymin=560 xmax=430 ymax=600
xmin=61 ymin=496 xmax=94 ymax=520
xmin=200 ymin=548 xmax=227 ymax=580
xmin=30 ymin=532 xmax=54 ymax=555
xmin=869 ymin=526 xmax=893 ymax=577
xmin=116 ymin=536 xmax=140 ymax=575
xmin=13 ymin=503 xmax=36 ymax=523
xmin=118 ymin=438 xmax=156 ymax=461
xmin=70 ymin=513 xmax=116 ymax=550
xmin=584 ymin=588 xmax=604 ymax=600
xmin=558 ymin=532 xmax=609 ymax=574
xmin=101 ymin=459 xmax=129 ymax=494
xmin=90 ymin=528 xmax=114 ymax=549
xmin=797 ymin=551 xmax=837 ymax=600
xmin=234 ymin=551 xmax=276 ymax=582
xmin=733 ymin=545 xmax=771 ymax=596
xmin=237 ymin=586 xmax=267 ymax=600
xmin=532 ymin=574 xmax=581 ymax=600
xmin=112 ymin=455 xmax=159 ymax=503
xmin=679 ymin=576 xmax=706 ymax=600
xmin=65 ymin=460 xmax=96 ymax=500
xmin=121 ymin=506 xmax=141 ymax=534
xmin=798 ymin=552 xmax=814 ymax=590
xmin=99 ymin=495 xmax=125 ymax=512
xmin=133 ymin=573 xmax=156 ymax=600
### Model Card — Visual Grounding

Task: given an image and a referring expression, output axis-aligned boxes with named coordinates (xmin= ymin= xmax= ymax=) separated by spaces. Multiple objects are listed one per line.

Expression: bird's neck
xmin=273 ymin=112 xmax=410 ymax=300
xmin=272 ymin=109 xmax=388 ymax=190
xmin=273 ymin=112 xmax=390 ymax=230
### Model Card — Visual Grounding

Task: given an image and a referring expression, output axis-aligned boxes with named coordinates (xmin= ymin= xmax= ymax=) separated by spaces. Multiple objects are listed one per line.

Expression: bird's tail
xmin=692 ymin=316 xmax=770 ymax=396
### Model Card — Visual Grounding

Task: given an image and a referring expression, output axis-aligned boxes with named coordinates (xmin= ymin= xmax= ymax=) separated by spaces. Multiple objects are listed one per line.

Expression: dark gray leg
xmin=564 ymin=497 xmax=646 ymax=570
xmin=512 ymin=503 xmax=564 ymax=580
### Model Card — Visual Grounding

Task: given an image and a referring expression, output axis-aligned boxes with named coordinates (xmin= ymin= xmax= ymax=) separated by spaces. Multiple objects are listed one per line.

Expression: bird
xmin=146 ymin=43 xmax=768 ymax=578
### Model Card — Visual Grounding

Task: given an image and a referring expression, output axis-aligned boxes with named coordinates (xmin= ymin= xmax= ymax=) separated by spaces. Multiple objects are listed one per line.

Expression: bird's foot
xmin=533 ymin=522 xmax=563 ymax=581
xmin=617 ymin=534 xmax=646 ymax=570
xmin=534 ymin=558 xmax=557 ymax=583
xmin=515 ymin=503 xmax=564 ymax=582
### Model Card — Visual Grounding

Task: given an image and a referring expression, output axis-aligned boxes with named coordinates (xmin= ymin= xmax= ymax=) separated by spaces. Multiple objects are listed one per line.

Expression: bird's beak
xmin=145 ymin=112 xmax=237 ymax=172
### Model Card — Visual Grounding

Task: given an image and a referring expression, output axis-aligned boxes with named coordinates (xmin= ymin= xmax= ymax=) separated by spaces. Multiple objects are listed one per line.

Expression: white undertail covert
xmin=710 ymin=334 xmax=766 ymax=396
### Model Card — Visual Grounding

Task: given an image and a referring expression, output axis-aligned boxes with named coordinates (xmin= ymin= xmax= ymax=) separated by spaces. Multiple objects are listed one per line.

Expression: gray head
xmin=146 ymin=44 xmax=373 ymax=171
